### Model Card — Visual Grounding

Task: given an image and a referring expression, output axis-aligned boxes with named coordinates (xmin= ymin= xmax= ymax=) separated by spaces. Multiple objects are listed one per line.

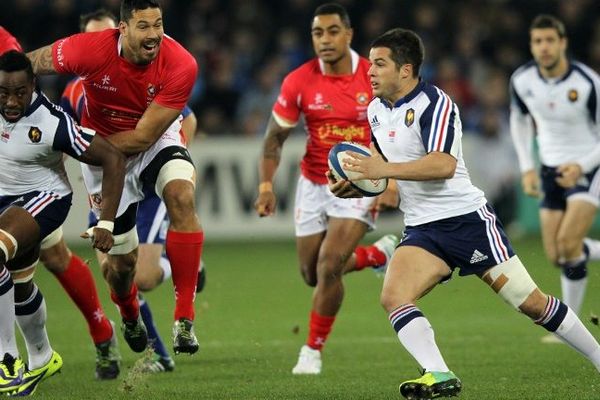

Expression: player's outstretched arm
xmin=77 ymin=133 xmax=126 ymax=252
xmin=254 ymin=115 xmax=292 ymax=217
xmin=26 ymin=45 xmax=57 ymax=75
xmin=106 ymin=102 xmax=181 ymax=156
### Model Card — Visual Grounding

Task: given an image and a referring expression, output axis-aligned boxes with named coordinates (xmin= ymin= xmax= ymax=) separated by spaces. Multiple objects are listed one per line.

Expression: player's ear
xmin=346 ymin=27 xmax=353 ymax=45
xmin=118 ymin=21 xmax=128 ymax=36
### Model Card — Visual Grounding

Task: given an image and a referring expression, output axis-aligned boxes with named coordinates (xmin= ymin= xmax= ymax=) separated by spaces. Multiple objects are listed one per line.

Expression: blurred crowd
xmin=2 ymin=0 xmax=600 ymax=223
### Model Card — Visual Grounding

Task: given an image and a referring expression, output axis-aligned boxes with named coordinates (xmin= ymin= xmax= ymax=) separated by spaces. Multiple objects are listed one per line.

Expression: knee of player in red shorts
xmin=315 ymin=251 xmax=346 ymax=285
xmin=134 ymin=268 xmax=162 ymax=291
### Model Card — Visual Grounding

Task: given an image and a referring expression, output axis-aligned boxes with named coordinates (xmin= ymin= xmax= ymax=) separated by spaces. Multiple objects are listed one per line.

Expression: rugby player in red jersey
xmin=26 ymin=0 xmax=203 ymax=356
xmin=254 ymin=3 xmax=399 ymax=374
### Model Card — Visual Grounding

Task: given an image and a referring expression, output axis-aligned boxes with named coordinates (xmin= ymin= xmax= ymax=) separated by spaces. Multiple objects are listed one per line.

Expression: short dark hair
xmin=79 ymin=9 xmax=117 ymax=32
xmin=0 ymin=50 xmax=34 ymax=81
xmin=530 ymin=14 xmax=566 ymax=38
xmin=120 ymin=0 xmax=162 ymax=23
xmin=371 ymin=28 xmax=424 ymax=77
xmin=314 ymin=3 xmax=351 ymax=28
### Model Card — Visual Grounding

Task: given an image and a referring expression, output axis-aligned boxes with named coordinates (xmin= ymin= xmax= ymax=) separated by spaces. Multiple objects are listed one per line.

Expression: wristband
xmin=259 ymin=182 xmax=273 ymax=193
xmin=96 ymin=220 xmax=114 ymax=233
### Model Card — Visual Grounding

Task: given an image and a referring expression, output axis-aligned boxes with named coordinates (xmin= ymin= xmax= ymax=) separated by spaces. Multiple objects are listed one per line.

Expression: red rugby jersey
xmin=51 ymin=29 xmax=197 ymax=137
xmin=273 ymin=51 xmax=372 ymax=184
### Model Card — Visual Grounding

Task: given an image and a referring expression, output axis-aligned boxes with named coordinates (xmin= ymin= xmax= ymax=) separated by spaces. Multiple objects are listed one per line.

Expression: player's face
xmin=0 ymin=70 xmax=34 ymax=123
xmin=119 ymin=8 xmax=163 ymax=65
xmin=530 ymin=28 xmax=566 ymax=71
xmin=84 ymin=17 xmax=116 ymax=33
xmin=311 ymin=14 xmax=352 ymax=64
xmin=368 ymin=47 xmax=406 ymax=102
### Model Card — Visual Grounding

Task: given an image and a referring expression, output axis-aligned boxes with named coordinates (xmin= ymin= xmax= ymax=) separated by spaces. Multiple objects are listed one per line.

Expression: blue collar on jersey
xmin=535 ymin=61 xmax=574 ymax=84
xmin=380 ymin=80 xmax=425 ymax=109
xmin=23 ymin=89 xmax=44 ymax=118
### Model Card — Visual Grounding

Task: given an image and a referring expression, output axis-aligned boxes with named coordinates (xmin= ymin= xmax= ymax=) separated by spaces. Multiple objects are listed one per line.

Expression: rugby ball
xmin=327 ymin=142 xmax=388 ymax=196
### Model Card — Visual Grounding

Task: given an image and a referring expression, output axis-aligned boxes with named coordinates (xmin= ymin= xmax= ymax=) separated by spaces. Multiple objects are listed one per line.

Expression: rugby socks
xmin=54 ymin=254 xmax=112 ymax=343
xmin=159 ymin=256 xmax=172 ymax=282
xmin=110 ymin=284 xmax=139 ymax=322
xmin=15 ymin=285 xmax=52 ymax=369
xmin=166 ymin=230 xmax=204 ymax=321
xmin=389 ymin=304 xmax=449 ymax=372
xmin=583 ymin=238 xmax=600 ymax=261
xmin=306 ymin=310 xmax=335 ymax=351
xmin=535 ymin=296 xmax=600 ymax=371
xmin=139 ymin=294 xmax=170 ymax=359
xmin=559 ymin=255 xmax=587 ymax=315
xmin=353 ymin=245 xmax=387 ymax=271
xmin=0 ymin=268 xmax=18 ymax=357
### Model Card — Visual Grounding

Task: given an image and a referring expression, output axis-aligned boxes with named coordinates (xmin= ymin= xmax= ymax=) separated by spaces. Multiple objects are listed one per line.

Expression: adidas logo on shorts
xmin=470 ymin=249 xmax=488 ymax=264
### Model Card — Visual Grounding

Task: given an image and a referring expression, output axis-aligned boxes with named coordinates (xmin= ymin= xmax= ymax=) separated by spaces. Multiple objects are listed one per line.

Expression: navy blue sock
xmin=139 ymin=296 xmax=170 ymax=359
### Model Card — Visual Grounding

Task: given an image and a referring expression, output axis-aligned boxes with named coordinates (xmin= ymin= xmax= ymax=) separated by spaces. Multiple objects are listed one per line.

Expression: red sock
xmin=110 ymin=284 xmax=139 ymax=321
xmin=166 ymin=230 xmax=204 ymax=321
xmin=307 ymin=310 xmax=336 ymax=351
xmin=354 ymin=245 xmax=387 ymax=270
xmin=54 ymin=255 xmax=112 ymax=344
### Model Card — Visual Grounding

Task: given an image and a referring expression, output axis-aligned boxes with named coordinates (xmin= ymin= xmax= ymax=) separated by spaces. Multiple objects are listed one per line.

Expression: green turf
xmin=26 ymin=236 xmax=600 ymax=399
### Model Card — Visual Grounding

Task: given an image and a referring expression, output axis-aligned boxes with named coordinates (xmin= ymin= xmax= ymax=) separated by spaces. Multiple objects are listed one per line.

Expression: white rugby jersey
xmin=0 ymin=91 xmax=94 ymax=196
xmin=369 ymin=81 xmax=486 ymax=226
xmin=510 ymin=61 xmax=600 ymax=172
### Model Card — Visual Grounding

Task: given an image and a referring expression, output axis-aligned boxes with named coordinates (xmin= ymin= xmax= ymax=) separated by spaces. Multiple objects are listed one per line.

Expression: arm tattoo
xmin=263 ymin=130 xmax=289 ymax=160
xmin=26 ymin=45 xmax=56 ymax=75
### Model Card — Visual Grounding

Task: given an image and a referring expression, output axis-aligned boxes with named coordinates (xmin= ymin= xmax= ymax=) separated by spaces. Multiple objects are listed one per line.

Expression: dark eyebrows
xmin=136 ymin=17 xmax=162 ymax=27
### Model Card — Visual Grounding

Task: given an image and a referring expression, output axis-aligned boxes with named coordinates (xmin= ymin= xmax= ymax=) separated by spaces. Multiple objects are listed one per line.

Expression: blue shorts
xmin=0 ymin=191 xmax=72 ymax=241
xmin=400 ymin=204 xmax=515 ymax=277
xmin=89 ymin=187 xmax=167 ymax=244
xmin=540 ymin=165 xmax=600 ymax=209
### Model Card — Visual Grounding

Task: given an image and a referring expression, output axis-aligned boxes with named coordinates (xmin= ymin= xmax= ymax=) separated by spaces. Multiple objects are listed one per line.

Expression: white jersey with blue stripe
xmin=0 ymin=91 xmax=93 ymax=196
xmin=510 ymin=61 xmax=600 ymax=172
xmin=369 ymin=81 xmax=486 ymax=226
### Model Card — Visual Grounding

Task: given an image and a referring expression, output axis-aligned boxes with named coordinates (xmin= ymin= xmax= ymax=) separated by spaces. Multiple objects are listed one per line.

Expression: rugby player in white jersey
xmin=0 ymin=50 xmax=125 ymax=395
xmin=510 ymin=14 xmax=600 ymax=344
xmin=329 ymin=28 xmax=600 ymax=399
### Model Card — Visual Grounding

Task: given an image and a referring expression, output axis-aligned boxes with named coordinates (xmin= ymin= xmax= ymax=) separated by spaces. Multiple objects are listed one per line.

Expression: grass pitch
xmin=28 ymin=236 xmax=600 ymax=399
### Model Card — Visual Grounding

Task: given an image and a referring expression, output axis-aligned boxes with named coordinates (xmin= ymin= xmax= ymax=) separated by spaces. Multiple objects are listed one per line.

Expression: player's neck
xmin=387 ymin=78 xmax=419 ymax=104
xmin=322 ymin=52 xmax=352 ymax=76
xmin=539 ymin=57 xmax=569 ymax=79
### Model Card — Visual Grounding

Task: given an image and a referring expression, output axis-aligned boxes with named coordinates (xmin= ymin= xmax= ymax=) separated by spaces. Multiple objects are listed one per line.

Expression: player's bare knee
xmin=316 ymin=253 xmax=345 ymax=284
xmin=134 ymin=271 xmax=161 ymax=291
xmin=0 ymin=229 xmax=18 ymax=263
xmin=299 ymin=264 xmax=317 ymax=286
xmin=39 ymin=241 xmax=70 ymax=273
xmin=482 ymin=256 xmax=538 ymax=310
xmin=556 ymin=234 xmax=582 ymax=259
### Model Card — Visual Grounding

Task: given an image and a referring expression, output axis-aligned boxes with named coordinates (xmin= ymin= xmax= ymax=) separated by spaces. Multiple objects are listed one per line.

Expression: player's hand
xmin=556 ymin=163 xmax=582 ymax=189
xmin=81 ymin=227 xmax=114 ymax=253
xmin=342 ymin=143 xmax=388 ymax=180
xmin=326 ymin=170 xmax=363 ymax=198
xmin=521 ymin=170 xmax=540 ymax=197
xmin=255 ymin=187 xmax=276 ymax=217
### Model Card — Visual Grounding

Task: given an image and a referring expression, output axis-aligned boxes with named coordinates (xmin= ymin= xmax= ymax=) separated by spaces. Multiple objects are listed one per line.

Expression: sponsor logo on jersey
xmin=92 ymin=74 xmax=117 ymax=93
xmin=28 ymin=127 xmax=42 ymax=143
xmin=308 ymin=92 xmax=333 ymax=111
xmin=317 ymin=124 xmax=366 ymax=142
xmin=568 ymin=89 xmax=578 ymax=102
xmin=405 ymin=108 xmax=415 ymax=127
xmin=356 ymin=92 xmax=369 ymax=105
xmin=1 ymin=130 xmax=10 ymax=142
xmin=388 ymin=130 xmax=396 ymax=142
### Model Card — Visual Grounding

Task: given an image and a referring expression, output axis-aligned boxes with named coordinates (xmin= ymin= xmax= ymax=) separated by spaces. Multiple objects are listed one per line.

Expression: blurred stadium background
xmin=3 ymin=0 xmax=600 ymax=240
xmin=2 ymin=1 xmax=600 ymax=399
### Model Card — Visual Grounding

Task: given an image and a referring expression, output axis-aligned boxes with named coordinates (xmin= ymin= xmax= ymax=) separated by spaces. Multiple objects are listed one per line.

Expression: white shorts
xmin=294 ymin=175 xmax=376 ymax=237
xmin=82 ymin=120 xmax=184 ymax=219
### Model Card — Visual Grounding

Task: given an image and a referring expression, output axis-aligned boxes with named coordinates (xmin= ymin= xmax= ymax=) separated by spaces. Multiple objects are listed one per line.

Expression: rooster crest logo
xmin=28 ymin=127 xmax=42 ymax=143
xmin=405 ymin=108 xmax=415 ymax=127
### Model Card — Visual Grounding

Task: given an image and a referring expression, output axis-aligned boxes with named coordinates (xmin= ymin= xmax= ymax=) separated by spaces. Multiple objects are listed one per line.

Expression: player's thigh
xmin=296 ymin=232 xmax=326 ymax=286
xmin=381 ymin=246 xmax=452 ymax=311
xmin=539 ymin=208 xmax=564 ymax=262
xmin=558 ymin=198 xmax=597 ymax=243
xmin=0 ymin=206 xmax=40 ymax=257
xmin=318 ymin=217 xmax=369 ymax=272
